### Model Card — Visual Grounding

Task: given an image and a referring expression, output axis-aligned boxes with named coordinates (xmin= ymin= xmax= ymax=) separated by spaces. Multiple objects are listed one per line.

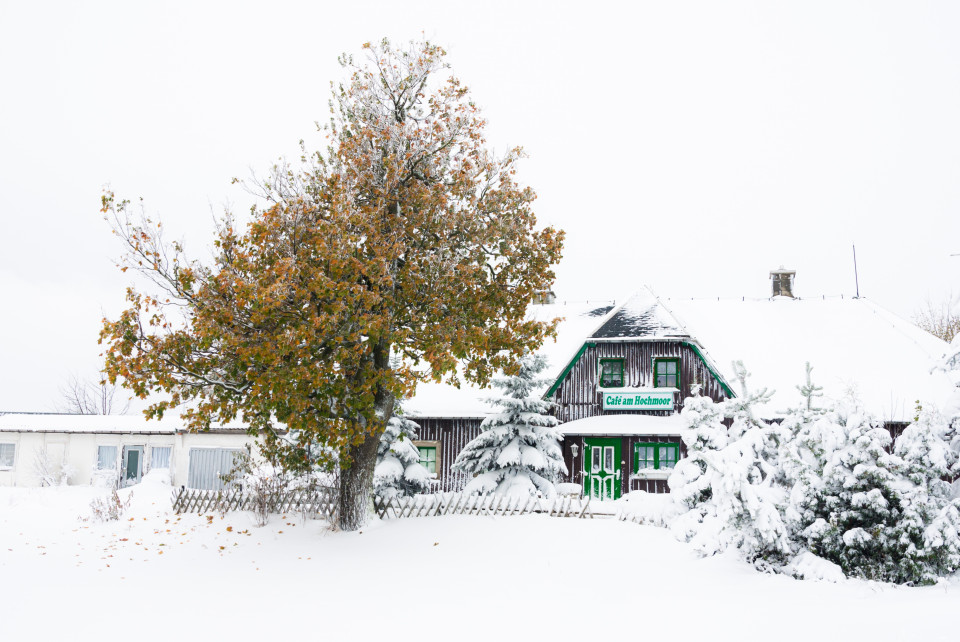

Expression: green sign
xmin=602 ymin=390 xmax=674 ymax=410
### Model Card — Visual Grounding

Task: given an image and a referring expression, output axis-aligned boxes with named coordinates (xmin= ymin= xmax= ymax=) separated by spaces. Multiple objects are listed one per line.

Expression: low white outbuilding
xmin=0 ymin=413 xmax=256 ymax=489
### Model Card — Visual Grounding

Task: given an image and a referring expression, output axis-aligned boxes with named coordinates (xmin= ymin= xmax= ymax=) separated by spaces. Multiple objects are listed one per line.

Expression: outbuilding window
xmin=599 ymin=359 xmax=625 ymax=388
xmin=151 ymin=446 xmax=172 ymax=469
xmin=97 ymin=445 xmax=118 ymax=470
xmin=634 ymin=442 xmax=679 ymax=472
xmin=0 ymin=443 xmax=15 ymax=468
xmin=653 ymin=358 xmax=680 ymax=389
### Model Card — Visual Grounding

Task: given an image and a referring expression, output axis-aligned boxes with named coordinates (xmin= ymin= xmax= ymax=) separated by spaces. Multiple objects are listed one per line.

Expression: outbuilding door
xmin=583 ymin=438 xmax=621 ymax=501
xmin=122 ymin=446 xmax=144 ymax=486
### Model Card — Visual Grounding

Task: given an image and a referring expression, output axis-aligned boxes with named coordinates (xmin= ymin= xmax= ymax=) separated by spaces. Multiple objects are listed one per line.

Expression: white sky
xmin=1 ymin=0 xmax=959 ymax=412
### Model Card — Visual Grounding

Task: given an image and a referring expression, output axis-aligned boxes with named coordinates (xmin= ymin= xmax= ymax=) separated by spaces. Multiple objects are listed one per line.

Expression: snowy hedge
xmin=669 ymin=361 xmax=960 ymax=585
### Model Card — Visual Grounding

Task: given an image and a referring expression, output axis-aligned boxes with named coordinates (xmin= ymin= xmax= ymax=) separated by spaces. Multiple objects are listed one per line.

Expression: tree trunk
xmin=337 ymin=430 xmax=381 ymax=531
xmin=337 ymin=336 xmax=395 ymax=531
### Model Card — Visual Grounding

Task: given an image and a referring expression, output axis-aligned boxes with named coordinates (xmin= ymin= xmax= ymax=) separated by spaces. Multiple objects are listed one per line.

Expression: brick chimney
xmin=770 ymin=267 xmax=796 ymax=298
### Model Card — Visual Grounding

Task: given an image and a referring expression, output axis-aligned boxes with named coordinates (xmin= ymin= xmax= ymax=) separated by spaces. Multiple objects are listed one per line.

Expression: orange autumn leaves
xmin=99 ymin=38 xmax=563 ymax=480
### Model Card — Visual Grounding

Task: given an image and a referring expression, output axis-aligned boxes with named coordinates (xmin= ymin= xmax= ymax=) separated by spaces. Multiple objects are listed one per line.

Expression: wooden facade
xmin=551 ymin=340 xmax=727 ymax=422
xmin=544 ymin=339 xmax=729 ymax=496
xmin=412 ymin=417 xmax=483 ymax=492
xmin=560 ymin=434 xmax=685 ymax=495
xmin=414 ymin=339 xmax=730 ymax=498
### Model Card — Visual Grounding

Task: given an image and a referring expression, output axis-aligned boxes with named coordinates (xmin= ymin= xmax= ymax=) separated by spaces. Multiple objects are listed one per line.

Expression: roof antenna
xmin=852 ymin=243 xmax=860 ymax=298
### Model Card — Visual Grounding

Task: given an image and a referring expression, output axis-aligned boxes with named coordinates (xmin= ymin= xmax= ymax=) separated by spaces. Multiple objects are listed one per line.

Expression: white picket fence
xmin=373 ymin=492 xmax=593 ymax=520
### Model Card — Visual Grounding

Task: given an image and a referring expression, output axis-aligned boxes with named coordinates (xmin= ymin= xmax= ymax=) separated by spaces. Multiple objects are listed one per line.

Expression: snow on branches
xmin=669 ymin=363 xmax=790 ymax=567
xmin=374 ymin=415 xmax=432 ymax=501
xmin=452 ymin=354 xmax=566 ymax=499
xmin=99 ymin=38 xmax=564 ymax=531
xmin=671 ymin=361 xmax=960 ymax=583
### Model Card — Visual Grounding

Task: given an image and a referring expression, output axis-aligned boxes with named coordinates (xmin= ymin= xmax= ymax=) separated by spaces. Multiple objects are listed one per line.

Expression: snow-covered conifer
xmin=793 ymin=399 xmax=924 ymax=582
xmin=452 ymin=354 xmax=566 ymax=498
xmin=671 ymin=363 xmax=791 ymax=567
xmin=711 ymin=363 xmax=791 ymax=566
xmin=779 ymin=364 xmax=844 ymax=534
xmin=893 ymin=406 xmax=960 ymax=581
xmin=668 ymin=385 xmax=726 ymax=539
xmin=374 ymin=415 xmax=432 ymax=502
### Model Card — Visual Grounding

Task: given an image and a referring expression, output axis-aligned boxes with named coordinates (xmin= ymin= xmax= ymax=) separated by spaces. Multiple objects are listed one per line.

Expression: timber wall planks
xmin=561 ymin=434 xmax=681 ymax=495
xmin=551 ymin=341 xmax=728 ymax=422
xmin=412 ymin=417 xmax=484 ymax=492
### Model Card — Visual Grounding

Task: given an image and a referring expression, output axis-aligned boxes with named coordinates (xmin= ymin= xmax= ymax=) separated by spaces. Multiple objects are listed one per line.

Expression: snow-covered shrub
xmin=779 ymin=365 xmax=844 ymax=536
xmin=33 ymin=448 xmax=74 ymax=487
xmin=87 ymin=489 xmax=131 ymax=522
xmin=669 ymin=387 xmax=726 ymax=539
xmin=91 ymin=468 xmax=119 ymax=490
xmin=374 ymin=415 xmax=432 ymax=502
xmin=453 ymin=354 xmax=566 ymax=499
xmin=670 ymin=359 xmax=960 ymax=584
xmin=892 ymin=406 xmax=960 ymax=581
xmin=786 ymin=396 xmax=947 ymax=584
xmin=670 ymin=363 xmax=791 ymax=568
xmin=223 ymin=445 xmax=330 ymax=527
xmin=670 ymin=386 xmax=728 ymax=507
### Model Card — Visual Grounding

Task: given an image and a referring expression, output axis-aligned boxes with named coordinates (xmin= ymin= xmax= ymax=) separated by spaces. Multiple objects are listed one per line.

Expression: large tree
xmin=99 ymin=39 xmax=564 ymax=530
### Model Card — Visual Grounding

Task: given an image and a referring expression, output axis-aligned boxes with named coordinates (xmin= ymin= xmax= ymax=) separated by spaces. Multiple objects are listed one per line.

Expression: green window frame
xmin=599 ymin=358 xmax=625 ymax=388
xmin=633 ymin=442 xmax=680 ymax=472
xmin=653 ymin=357 xmax=680 ymax=390
xmin=417 ymin=446 xmax=437 ymax=475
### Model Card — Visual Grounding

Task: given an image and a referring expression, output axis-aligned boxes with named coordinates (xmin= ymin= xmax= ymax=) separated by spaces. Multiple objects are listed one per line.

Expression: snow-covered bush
xmin=86 ymin=489 xmax=131 ymax=522
xmin=670 ymin=359 xmax=960 ymax=584
xmin=453 ymin=354 xmax=566 ymax=499
xmin=892 ymin=406 xmax=960 ymax=581
xmin=223 ymin=445 xmax=331 ymax=527
xmin=91 ymin=468 xmax=119 ymax=490
xmin=670 ymin=363 xmax=791 ymax=567
xmin=374 ymin=415 xmax=432 ymax=502
xmin=33 ymin=448 xmax=75 ymax=487
xmin=668 ymin=387 xmax=726 ymax=537
xmin=786 ymin=397 xmax=956 ymax=584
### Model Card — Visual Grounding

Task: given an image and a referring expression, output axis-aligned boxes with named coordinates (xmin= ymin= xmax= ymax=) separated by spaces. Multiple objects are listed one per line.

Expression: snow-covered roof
xmin=403 ymin=299 xmax=618 ymax=418
xmin=0 ymin=413 xmax=248 ymax=434
xmin=559 ymin=413 xmax=685 ymax=436
xmin=660 ymin=295 xmax=954 ymax=422
xmin=590 ymin=288 xmax=688 ymax=340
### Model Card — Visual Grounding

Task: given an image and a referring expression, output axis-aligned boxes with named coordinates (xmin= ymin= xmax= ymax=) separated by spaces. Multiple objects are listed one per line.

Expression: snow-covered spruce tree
xmin=668 ymin=384 xmax=728 ymax=540
xmin=892 ymin=406 xmax=960 ymax=581
xmin=711 ymin=363 xmax=792 ymax=567
xmin=791 ymin=398 xmax=929 ymax=583
xmin=374 ymin=415 xmax=432 ymax=502
xmin=779 ymin=364 xmax=844 ymax=538
xmin=671 ymin=363 xmax=791 ymax=567
xmin=452 ymin=354 xmax=566 ymax=499
xmin=935 ymin=334 xmax=960 ymax=462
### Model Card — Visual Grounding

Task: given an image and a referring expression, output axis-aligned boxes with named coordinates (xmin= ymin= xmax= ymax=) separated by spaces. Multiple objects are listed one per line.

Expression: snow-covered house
xmin=1 ymin=270 xmax=951 ymax=500
xmin=405 ymin=270 xmax=954 ymax=502
xmin=0 ymin=413 xmax=254 ymax=489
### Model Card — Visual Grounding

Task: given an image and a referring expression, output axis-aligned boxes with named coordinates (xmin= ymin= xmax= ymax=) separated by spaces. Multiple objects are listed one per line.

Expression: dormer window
xmin=653 ymin=358 xmax=680 ymax=389
xmin=599 ymin=359 xmax=624 ymax=388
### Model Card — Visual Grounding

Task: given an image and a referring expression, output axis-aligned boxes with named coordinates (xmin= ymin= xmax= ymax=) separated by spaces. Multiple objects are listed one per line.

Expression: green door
xmin=122 ymin=446 xmax=143 ymax=486
xmin=583 ymin=438 xmax=621 ymax=500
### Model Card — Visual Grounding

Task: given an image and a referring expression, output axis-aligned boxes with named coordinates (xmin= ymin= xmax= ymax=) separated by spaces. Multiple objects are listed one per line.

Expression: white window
xmin=0 ymin=443 xmax=15 ymax=468
xmin=151 ymin=446 xmax=172 ymax=469
xmin=97 ymin=445 xmax=118 ymax=470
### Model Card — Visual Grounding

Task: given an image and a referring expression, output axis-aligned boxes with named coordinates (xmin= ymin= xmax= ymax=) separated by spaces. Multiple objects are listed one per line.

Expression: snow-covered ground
xmin=2 ymin=476 xmax=958 ymax=641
